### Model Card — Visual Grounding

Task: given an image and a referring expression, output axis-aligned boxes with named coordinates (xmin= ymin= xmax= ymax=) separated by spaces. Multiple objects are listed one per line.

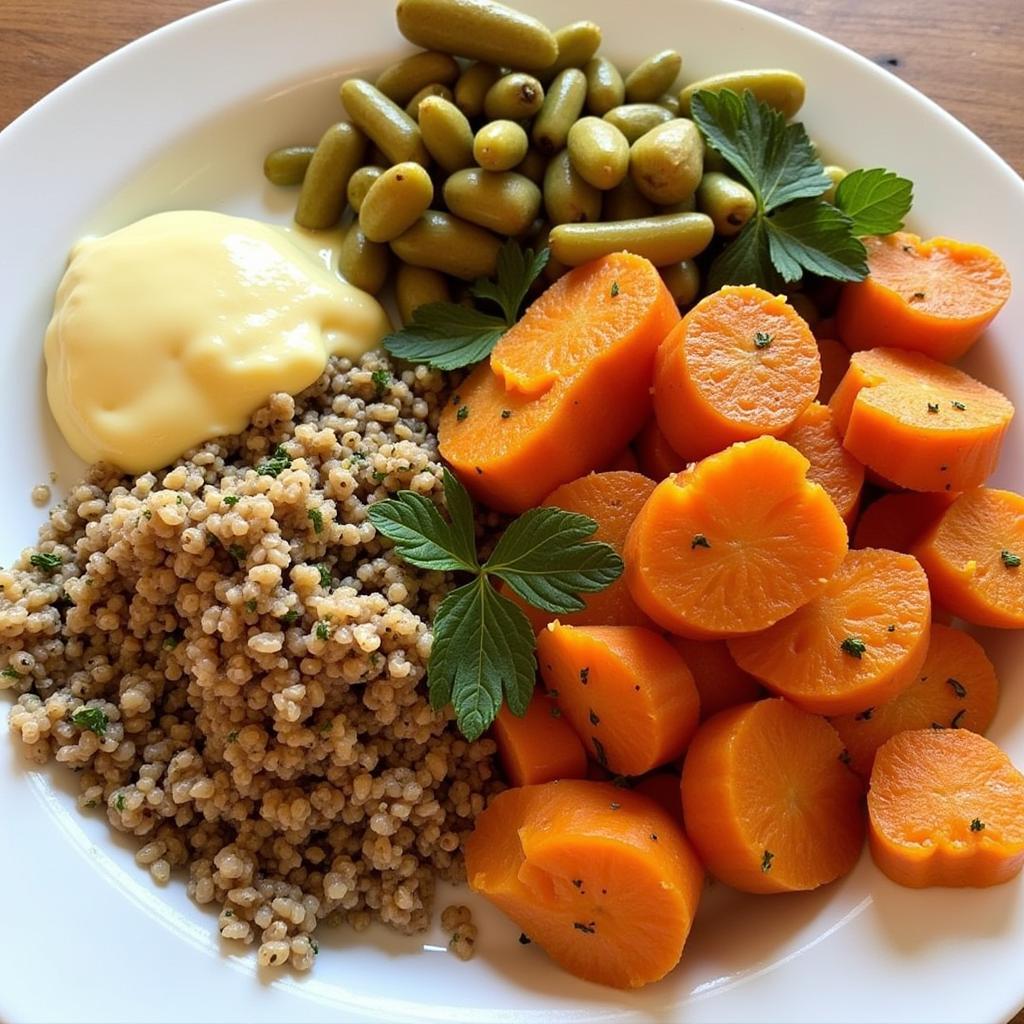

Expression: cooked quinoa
xmin=1 ymin=351 xmax=500 ymax=970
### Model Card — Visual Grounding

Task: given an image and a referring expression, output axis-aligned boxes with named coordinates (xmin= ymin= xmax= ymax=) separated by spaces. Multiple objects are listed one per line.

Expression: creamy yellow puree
xmin=44 ymin=210 xmax=390 ymax=473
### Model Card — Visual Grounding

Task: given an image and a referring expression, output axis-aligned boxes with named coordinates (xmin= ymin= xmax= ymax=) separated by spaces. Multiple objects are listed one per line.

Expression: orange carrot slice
xmin=831 ymin=623 xmax=1000 ymax=777
xmin=729 ymin=548 xmax=931 ymax=716
xmin=914 ymin=487 xmax=1024 ymax=627
xmin=537 ymin=623 xmax=700 ymax=776
xmin=837 ymin=233 xmax=1011 ymax=363
xmin=440 ymin=253 xmax=678 ymax=511
xmin=633 ymin=417 xmax=686 ymax=481
xmin=852 ymin=490 xmax=956 ymax=553
xmin=867 ymin=728 xmax=1024 ymax=887
xmin=681 ymin=698 xmax=865 ymax=893
xmin=465 ymin=780 xmax=704 ymax=988
xmin=668 ymin=636 xmax=763 ymax=721
xmin=816 ymin=338 xmax=851 ymax=403
xmin=782 ymin=400 xmax=865 ymax=524
xmin=633 ymin=772 xmax=684 ymax=826
xmin=624 ymin=436 xmax=848 ymax=638
xmin=653 ymin=285 xmax=820 ymax=461
xmin=829 ymin=347 xmax=1014 ymax=493
xmin=493 ymin=690 xmax=589 ymax=787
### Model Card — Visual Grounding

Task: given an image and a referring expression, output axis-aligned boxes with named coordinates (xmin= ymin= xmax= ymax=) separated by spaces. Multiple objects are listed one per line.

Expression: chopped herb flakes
xmin=228 ymin=544 xmax=246 ymax=563
xmin=457 ymin=405 xmax=470 ymax=421
xmin=307 ymin=508 xmax=324 ymax=533
xmin=855 ymin=707 xmax=874 ymax=721
xmin=281 ymin=609 xmax=300 ymax=626
xmin=163 ymin=632 xmax=182 ymax=650
xmin=589 ymin=708 xmax=600 ymax=726
xmin=912 ymin=291 xmax=926 ymax=300
xmin=610 ymin=281 xmax=620 ymax=297
xmin=371 ymin=368 xmax=391 ymax=395
xmin=887 ymin=624 xmax=896 ymax=632
xmin=761 ymin=850 xmax=774 ymax=873
xmin=951 ymin=400 xmax=966 ymax=411
xmin=572 ymin=879 xmax=583 ymax=889
xmin=518 ymin=933 xmax=532 ymax=945
xmin=573 ymin=921 xmax=596 ymax=934
xmin=245 ymin=599 xmax=257 ymax=613
xmin=317 ymin=564 xmax=332 ymax=589
xmin=29 ymin=552 xmax=62 ymax=574
xmin=927 ymin=402 xmax=939 ymax=414
xmin=592 ymin=736 xmax=608 ymax=767
xmin=114 ymin=794 xmax=126 ymax=812
xmin=500 ymin=410 xmax=512 ymax=419
xmin=754 ymin=331 xmax=773 ymax=349
xmin=610 ymin=802 xmax=621 ymax=811
xmin=71 ymin=706 xmax=109 ymax=738
xmin=2 ymin=666 xmax=21 ymax=679
xmin=256 ymin=445 xmax=291 ymax=478
xmin=580 ymin=667 xmax=590 ymax=685
xmin=951 ymin=709 xmax=966 ymax=729
xmin=223 ymin=495 xmax=240 ymax=506
xmin=970 ymin=818 xmax=985 ymax=832
xmin=1001 ymin=549 xmax=1021 ymax=568
xmin=840 ymin=636 xmax=867 ymax=658
xmin=315 ymin=620 xmax=331 ymax=641
xmin=372 ymin=470 xmax=388 ymax=483
xmin=310 ymin=939 xmax=320 ymax=955
xmin=227 ymin=731 xmax=239 ymax=744
xmin=947 ymin=677 xmax=967 ymax=698
xmin=691 ymin=533 xmax=711 ymax=549
xmin=839 ymin=749 xmax=852 ymax=766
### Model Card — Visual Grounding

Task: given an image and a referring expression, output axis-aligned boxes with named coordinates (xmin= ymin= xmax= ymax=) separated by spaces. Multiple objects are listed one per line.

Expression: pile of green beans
xmin=264 ymin=0 xmax=834 ymax=320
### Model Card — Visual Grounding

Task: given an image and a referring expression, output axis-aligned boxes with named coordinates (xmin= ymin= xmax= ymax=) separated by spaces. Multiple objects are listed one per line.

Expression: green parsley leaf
xmin=371 ymin=368 xmax=392 ymax=396
xmin=761 ymin=850 xmax=774 ymax=873
xmin=470 ymin=241 xmax=550 ymax=323
xmin=29 ymin=552 xmax=62 ymax=574
xmin=280 ymin=609 xmax=300 ymax=626
xmin=71 ymin=706 xmax=109 ymax=738
xmin=316 ymin=564 xmax=332 ymax=589
xmin=256 ymin=445 xmax=291 ymax=478
xmin=2 ymin=667 xmax=21 ymax=679
xmin=114 ymin=793 xmax=126 ymax=812
xmin=485 ymin=508 xmax=624 ymax=614
xmin=1001 ymin=549 xmax=1021 ymax=569
xmin=834 ymin=168 xmax=913 ymax=236
xmin=764 ymin=200 xmax=868 ymax=283
xmin=841 ymin=636 xmax=867 ymax=658
xmin=307 ymin=508 xmax=324 ymax=533
xmin=223 ymin=495 xmax=240 ymax=507
xmin=970 ymin=818 xmax=985 ymax=832
xmin=315 ymin=620 xmax=331 ymax=641
xmin=707 ymin=217 xmax=781 ymax=292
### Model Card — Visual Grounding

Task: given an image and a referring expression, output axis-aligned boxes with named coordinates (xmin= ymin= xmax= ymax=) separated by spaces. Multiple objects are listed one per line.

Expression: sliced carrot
xmin=867 ymin=729 xmax=1024 ymax=887
xmin=633 ymin=417 xmax=686 ymax=481
xmin=782 ymin=400 xmax=865 ymax=524
xmin=729 ymin=547 xmax=931 ymax=716
xmin=465 ymin=780 xmax=704 ymax=988
xmin=624 ymin=436 xmax=848 ymax=638
xmin=828 ymin=347 xmax=1014 ymax=493
xmin=512 ymin=471 xmax=655 ymax=633
xmin=668 ymin=636 xmax=763 ymax=720
xmin=653 ymin=285 xmax=820 ymax=461
xmin=493 ymin=690 xmax=589 ymax=787
xmin=852 ymin=490 xmax=956 ymax=553
xmin=633 ymin=772 xmax=684 ymax=826
xmin=831 ymin=623 xmax=1000 ymax=777
xmin=440 ymin=253 xmax=679 ymax=511
xmin=914 ymin=487 xmax=1024 ymax=628
xmin=537 ymin=623 xmax=700 ymax=776
xmin=837 ymin=233 xmax=1012 ymax=363
xmin=814 ymin=316 xmax=838 ymax=341
xmin=605 ymin=447 xmax=642 ymax=473
xmin=816 ymin=337 xmax=851 ymax=403
xmin=681 ymin=698 xmax=865 ymax=893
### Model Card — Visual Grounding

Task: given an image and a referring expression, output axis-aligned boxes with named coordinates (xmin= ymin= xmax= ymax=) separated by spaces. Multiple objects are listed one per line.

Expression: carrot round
xmin=624 ymin=436 xmax=848 ymax=638
xmin=781 ymin=400 xmax=865 ymax=524
xmin=440 ymin=253 xmax=679 ymax=511
xmin=831 ymin=623 xmax=1000 ymax=777
xmin=914 ymin=487 xmax=1024 ymax=628
xmin=837 ymin=233 xmax=1011 ymax=363
xmin=537 ymin=623 xmax=700 ymax=776
xmin=633 ymin=416 xmax=686 ymax=481
xmin=681 ymin=698 xmax=865 ymax=893
xmin=633 ymin=772 xmax=684 ymax=826
xmin=668 ymin=636 xmax=763 ymax=721
xmin=852 ymin=490 xmax=956 ymax=553
xmin=816 ymin=337 xmax=851 ymax=403
xmin=729 ymin=548 xmax=931 ymax=716
xmin=828 ymin=347 xmax=1014 ymax=493
xmin=493 ymin=690 xmax=589 ymax=787
xmin=465 ymin=780 xmax=704 ymax=988
xmin=653 ymin=285 xmax=820 ymax=461
xmin=867 ymin=729 xmax=1024 ymax=887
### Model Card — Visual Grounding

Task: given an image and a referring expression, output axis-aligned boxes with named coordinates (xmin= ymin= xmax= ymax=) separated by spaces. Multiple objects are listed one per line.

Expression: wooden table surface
xmin=0 ymin=1 xmax=1022 ymax=1021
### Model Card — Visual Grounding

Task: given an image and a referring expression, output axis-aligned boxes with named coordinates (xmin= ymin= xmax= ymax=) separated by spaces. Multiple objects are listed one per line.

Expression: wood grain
xmin=0 ymin=1 xmax=1022 ymax=1021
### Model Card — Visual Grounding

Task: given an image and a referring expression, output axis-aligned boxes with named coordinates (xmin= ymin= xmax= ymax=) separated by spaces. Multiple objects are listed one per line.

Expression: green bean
xmin=603 ymin=176 xmax=656 ymax=220
xmin=395 ymin=0 xmax=558 ymax=72
xmin=532 ymin=224 xmax=570 ymax=283
xmin=532 ymin=68 xmax=587 ymax=155
xmin=339 ymin=79 xmax=429 ymax=166
xmin=661 ymin=194 xmax=697 ymax=214
xmin=395 ymin=264 xmax=452 ymax=324
xmin=483 ymin=73 xmax=545 ymax=120
xmin=548 ymin=212 xmax=714 ymax=267
xmin=601 ymin=103 xmax=672 ymax=143
xmin=543 ymin=149 xmax=602 ymax=225
xmin=584 ymin=57 xmax=624 ymax=116
xmin=696 ymin=171 xmax=756 ymax=237
xmin=453 ymin=61 xmax=502 ymax=118
xmin=473 ymin=120 xmax=529 ymax=172
xmin=338 ymin=224 xmax=390 ymax=294
xmin=660 ymin=260 xmax=701 ymax=308
xmin=514 ymin=148 xmax=548 ymax=184
xmin=359 ymin=162 xmax=435 ymax=243
xmin=263 ymin=146 xmax=315 ymax=187
xmin=346 ymin=165 xmax=386 ymax=212
xmin=418 ymin=96 xmax=475 ymax=172
xmin=405 ymin=83 xmax=454 ymax=119
xmin=630 ymin=118 xmax=704 ymax=205
xmin=295 ymin=122 xmax=367 ymax=229
xmin=376 ymin=51 xmax=460 ymax=105
xmin=624 ymin=50 xmax=682 ymax=104
xmin=390 ymin=210 xmax=502 ymax=280
xmin=566 ymin=117 xmax=629 ymax=190
xmin=678 ymin=68 xmax=806 ymax=119
xmin=823 ymin=165 xmax=848 ymax=204
xmin=443 ymin=168 xmax=542 ymax=236
xmin=658 ymin=92 xmax=680 ymax=115
xmin=546 ymin=21 xmax=602 ymax=77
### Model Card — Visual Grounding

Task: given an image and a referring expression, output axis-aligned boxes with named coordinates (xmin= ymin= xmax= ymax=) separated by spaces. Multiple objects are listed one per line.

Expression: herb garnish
xmin=368 ymin=470 xmax=622 ymax=739
xmin=2 ymin=667 xmax=20 ymax=680
xmin=371 ymin=368 xmax=391 ymax=396
xmin=761 ymin=850 xmax=774 ymax=873
xmin=307 ymin=508 xmax=324 ymax=533
xmin=754 ymin=331 xmax=772 ymax=349
xmin=457 ymin=405 xmax=470 ymax=421
xmin=1001 ymin=549 xmax=1021 ymax=568
xmin=841 ymin=636 xmax=867 ymax=659
xmin=383 ymin=241 xmax=549 ymax=370
xmin=927 ymin=402 xmax=939 ymax=414
xmin=71 ymin=706 xmax=109 ymax=738
xmin=691 ymin=533 xmax=711 ymax=549
xmin=690 ymin=89 xmax=912 ymax=290
xmin=947 ymin=677 xmax=967 ymax=698
xmin=970 ymin=818 xmax=985 ymax=832
xmin=256 ymin=445 xmax=291 ymax=478
xmin=316 ymin=564 xmax=332 ymax=589
xmin=223 ymin=495 xmax=240 ymax=507
xmin=315 ymin=620 xmax=331 ymax=641
xmin=951 ymin=400 xmax=967 ymax=411
xmin=29 ymin=552 xmax=62 ymax=574
xmin=610 ymin=281 xmax=620 ymax=297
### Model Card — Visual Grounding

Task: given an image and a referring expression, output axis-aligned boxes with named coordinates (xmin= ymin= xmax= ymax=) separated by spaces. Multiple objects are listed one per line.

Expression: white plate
xmin=2 ymin=1 xmax=1023 ymax=1021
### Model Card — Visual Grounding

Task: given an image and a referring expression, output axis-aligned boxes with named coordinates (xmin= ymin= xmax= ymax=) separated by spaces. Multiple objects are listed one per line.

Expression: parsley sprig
xmin=691 ymin=89 xmax=913 ymax=290
xmin=383 ymin=241 xmax=549 ymax=371
xmin=369 ymin=470 xmax=622 ymax=739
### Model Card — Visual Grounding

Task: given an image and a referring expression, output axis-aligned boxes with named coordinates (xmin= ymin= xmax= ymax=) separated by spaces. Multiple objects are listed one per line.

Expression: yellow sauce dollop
xmin=44 ymin=210 xmax=390 ymax=473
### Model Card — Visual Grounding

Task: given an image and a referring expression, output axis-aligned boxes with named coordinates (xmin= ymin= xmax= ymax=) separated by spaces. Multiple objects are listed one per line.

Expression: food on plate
xmin=465 ymin=780 xmax=704 ymax=988
xmin=492 ymin=691 xmax=588 ymax=787
xmin=472 ymin=119 xmax=530 ymax=172
xmin=625 ymin=437 xmax=848 ymax=637
xmin=602 ymin=102 xmax=673 ymax=142
xmin=867 ymin=729 xmax=1024 ymax=887
xmin=394 ymin=263 xmax=452 ymax=324
xmin=681 ymin=698 xmax=865 ymax=893
xmin=537 ymin=623 xmax=700 ymax=775
xmin=546 ymin=21 xmax=603 ymax=79
xmin=483 ymin=72 xmax=546 ymax=121
xmin=43 ymin=211 xmax=389 ymax=473
xmin=583 ymin=55 xmax=625 ymax=115
xmin=443 ymin=167 xmax=542 ymax=236
xmin=533 ymin=68 xmax=588 ymax=154
xmin=375 ymin=49 xmax=461 ymax=105
xmin=667 ymin=637 xmax=763 ymax=721
xmin=548 ymin=211 xmax=714 ymax=267
xmin=831 ymin=623 xmax=1000 ymax=777
xmin=677 ymin=67 xmax=806 ymax=117
xmin=337 ymin=222 xmax=392 ymax=293
xmin=829 ymin=347 xmax=1015 ymax=492
xmin=836 ymin=232 xmax=1012 ymax=362
xmin=624 ymin=49 xmax=682 ymax=104
xmin=659 ymin=258 xmax=701 ymax=309
xmin=417 ymin=95 xmax=475 ymax=171
xmin=852 ymin=490 xmax=955 ymax=552
xmin=296 ymin=122 xmax=367 ymax=228
xmin=358 ymin=160 xmax=435 ymax=242
xmin=389 ymin=209 xmax=502 ymax=279
xmin=696 ymin=171 xmax=757 ymax=236
xmin=566 ymin=116 xmax=630 ymax=190
xmin=263 ymin=144 xmax=315 ymax=186
xmin=629 ymin=118 xmax=704 ymax=205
